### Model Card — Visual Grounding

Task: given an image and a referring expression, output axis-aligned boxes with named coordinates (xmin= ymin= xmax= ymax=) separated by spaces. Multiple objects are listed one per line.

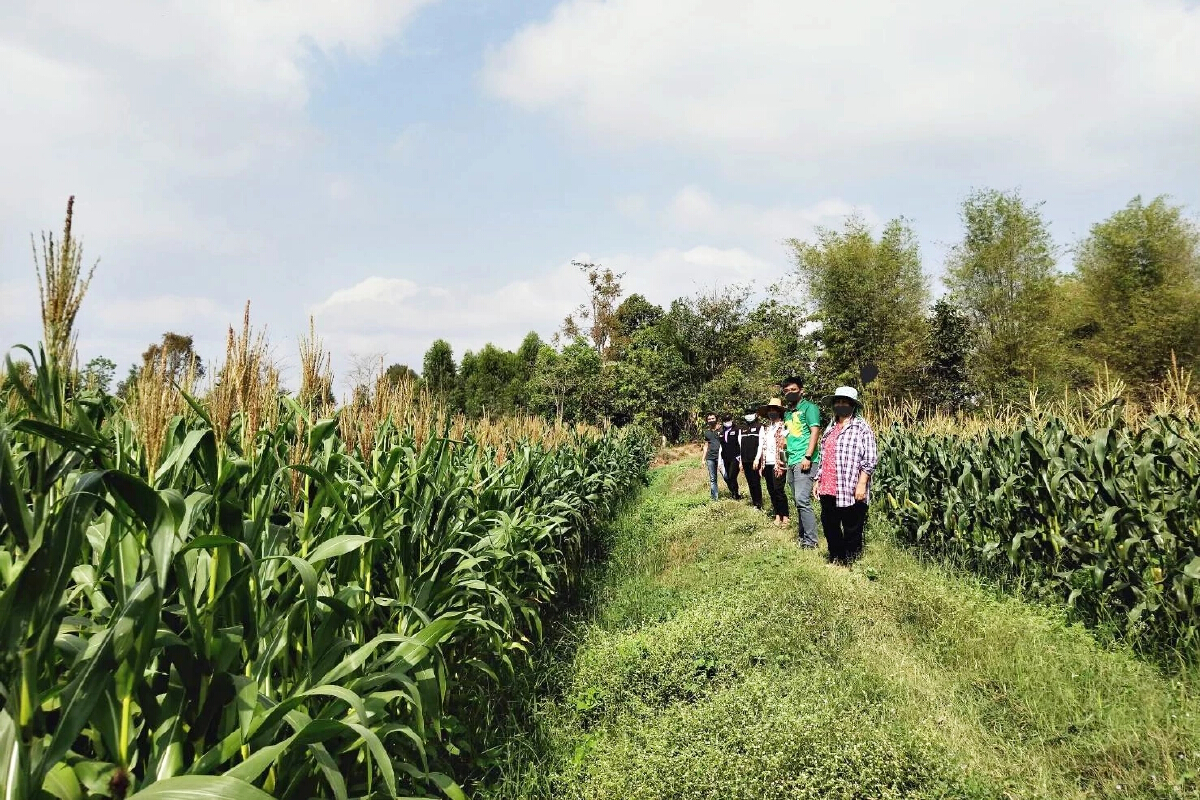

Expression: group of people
xmin=700 ymin=376 xmax=878 ymax=566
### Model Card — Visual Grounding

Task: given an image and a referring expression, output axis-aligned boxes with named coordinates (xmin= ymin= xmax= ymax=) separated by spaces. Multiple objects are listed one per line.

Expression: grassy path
xmin=481 ymin=459 xmax=1200 ymax=799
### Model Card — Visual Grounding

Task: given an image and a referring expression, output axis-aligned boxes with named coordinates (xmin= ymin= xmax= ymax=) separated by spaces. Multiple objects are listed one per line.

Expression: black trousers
xmin=742 ymin=461 xmax=763 ymax=508
xmin=763 ymin=466 xmax=789 ymax=518
xmin=819 ymin=495 xmax=868 ymax=564
xmin=722 ymin=458 xmax=741 ymax=499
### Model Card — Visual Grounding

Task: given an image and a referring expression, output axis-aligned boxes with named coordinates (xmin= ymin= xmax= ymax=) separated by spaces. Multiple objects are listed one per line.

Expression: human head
xmin=781 ymin=377 xmax=805 ymax=406
xmin=722 ymin=413 xmax=733 ymax=427
xmin=743 ymin=409 xmax=758 ymax=424
xmin=828 ymin=386 xmax=861 ymax=420
xmin=705 ymin=413 xmax=718 ymax=428
xmin=759 ymin=397 xmax=785 ymax=421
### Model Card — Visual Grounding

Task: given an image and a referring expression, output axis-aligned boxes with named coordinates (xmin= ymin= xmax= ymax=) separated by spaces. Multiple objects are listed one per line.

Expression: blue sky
xmin=3 ymin=0 xmax=1198 ymax=392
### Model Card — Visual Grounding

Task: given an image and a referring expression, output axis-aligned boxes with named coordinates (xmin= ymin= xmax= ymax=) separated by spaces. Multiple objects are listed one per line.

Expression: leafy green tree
xmin=697 ymin=366 xmax=754 ymax=422
xmin=1072 ymin=196 xmax=1200 ymax=387
xmin=529 ymin=339 xmax=604 ymax=423
xmin=944 ymin=189 xmax=1060 ymax=401
xmin=603 ymin=326 xmax=691 ymax=438
xmin=789 ymin=216 xmax=929 ymax=400
xmin=81 ymin=355 xmax=116 ymax=394
xmin=923 ymin=299 xmax=973 ymax=412
xmin=743 ymin=298 xmax=814 ymax=398
xmin=384 ymin=363 xmax=419 ymax=387
xmin=611 ymin=294 xmax=665 ymax=356
xmin=422 ymin=339 xmax=457 ymax=398
xmin=663 ymin=286 xmax=753 ymax=391
xmin=458 ymin=344 xmax=521 ymax=417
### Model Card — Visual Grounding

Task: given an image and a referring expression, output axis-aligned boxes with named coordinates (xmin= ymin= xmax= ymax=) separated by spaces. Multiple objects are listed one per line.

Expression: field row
xmin=0 ymin=351 xmax=652 ymax=799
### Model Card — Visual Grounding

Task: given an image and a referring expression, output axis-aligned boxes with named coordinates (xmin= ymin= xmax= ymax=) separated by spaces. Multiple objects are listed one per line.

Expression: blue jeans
xmin=787 ymin=463 xmax=818 ymax=547
xmin=706 ymin=458 xmax=719 ymax=500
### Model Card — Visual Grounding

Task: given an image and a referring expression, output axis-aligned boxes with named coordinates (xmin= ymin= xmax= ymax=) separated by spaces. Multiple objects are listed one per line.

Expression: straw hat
xmin=757 ymin=397 xmax=785 ymax=415
xmin=822 ymin=385 xmax=862 ymax=407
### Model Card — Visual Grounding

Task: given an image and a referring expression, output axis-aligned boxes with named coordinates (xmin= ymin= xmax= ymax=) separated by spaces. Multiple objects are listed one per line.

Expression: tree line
xmin=30 ymin=190 xmax=1199 ymax=442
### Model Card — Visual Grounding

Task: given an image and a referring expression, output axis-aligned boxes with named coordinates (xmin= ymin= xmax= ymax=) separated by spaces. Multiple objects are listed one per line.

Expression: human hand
xmin=854 ymin=482 xmax=868 ymax=502
xmin=800 ymin=457 xmax=812 ymax=472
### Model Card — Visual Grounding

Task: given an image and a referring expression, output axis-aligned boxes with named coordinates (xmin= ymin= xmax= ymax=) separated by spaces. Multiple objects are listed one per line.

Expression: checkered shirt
xmin=816 ymin=416 xmax=878 ymax=507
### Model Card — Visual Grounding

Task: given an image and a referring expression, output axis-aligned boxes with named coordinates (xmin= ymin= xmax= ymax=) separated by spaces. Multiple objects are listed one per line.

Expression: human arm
xmin=853 ymin=422 xmax=878 ymax=502
xmin=800 ymin=404 xmax=821 ymax=470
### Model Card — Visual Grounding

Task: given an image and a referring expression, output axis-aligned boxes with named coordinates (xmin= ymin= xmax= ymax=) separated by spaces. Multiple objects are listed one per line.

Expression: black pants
xmin=742 ymin=461 xmax=763 ymax=508
xmin=763 ymin=466 xmax=789 ymax=518
xmin=722 ymin=458 xmax=741 ymax=499
xmin=819 ymin=495 xmax=868 ymax=564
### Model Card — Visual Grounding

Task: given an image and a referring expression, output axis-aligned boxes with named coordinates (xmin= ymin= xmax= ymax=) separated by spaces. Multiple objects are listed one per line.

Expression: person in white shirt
xmin=755 ymin=398 xmax=790 ymax=526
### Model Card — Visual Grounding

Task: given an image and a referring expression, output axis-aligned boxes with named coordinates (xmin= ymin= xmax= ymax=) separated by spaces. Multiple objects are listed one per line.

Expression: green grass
xmin=476 ymin=458 xmax=1200 ymax=799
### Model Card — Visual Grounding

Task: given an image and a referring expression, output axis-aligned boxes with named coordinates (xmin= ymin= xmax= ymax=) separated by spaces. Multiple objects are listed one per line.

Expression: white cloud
xmin=663 ymin=186 xmax=867 ymax=248
xmin=311 ymin=243 xmax=788 ymax=388
xmin=483 ymin=0 xmax=1200 ymax=180
xmin=0 ymin=1 xmax=437 ymax=245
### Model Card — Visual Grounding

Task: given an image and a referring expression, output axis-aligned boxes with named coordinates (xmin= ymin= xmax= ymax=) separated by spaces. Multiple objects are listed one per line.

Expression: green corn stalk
xmin=877 ymin=414 xmax=1200 ymax=661
xmin=0 ymin=346 xmax=653 ymax=798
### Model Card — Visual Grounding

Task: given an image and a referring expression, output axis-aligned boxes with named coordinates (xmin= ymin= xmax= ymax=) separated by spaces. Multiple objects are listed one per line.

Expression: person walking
xmin=739 ymin=409 xmax=764 ymax=510
xmin=780 ymin=377 xmax=822 ymax=549
xmin=756 ymin=398 xmax=789 ymax=525
xmin=815 ymin=386 xmax=878 ymax=566
xmin=719 ymin=414 xmax=742 ymax=500
xmin=700 ymin=413 xmax=722 ymax=501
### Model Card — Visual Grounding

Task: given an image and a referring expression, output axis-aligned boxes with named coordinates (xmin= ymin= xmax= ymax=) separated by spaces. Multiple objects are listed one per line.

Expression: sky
xmin=2 ymin=0 xmax=1199 ymax=392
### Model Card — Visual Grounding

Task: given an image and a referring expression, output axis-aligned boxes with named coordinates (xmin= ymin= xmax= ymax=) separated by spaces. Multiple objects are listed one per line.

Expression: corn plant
xmin=0 ymin=347 xmax=652 ymax=799
xmin=876 ymin=415 xmax=1200 ymax=660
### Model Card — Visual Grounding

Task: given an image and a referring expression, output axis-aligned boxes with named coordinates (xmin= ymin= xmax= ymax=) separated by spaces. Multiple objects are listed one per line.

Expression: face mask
xmin=744 ymin=414 xmax=757 ymax=422
xmin=723 ymin=421 xmax=732 ymax=428
xmin=833 ymin=403 xmax=852 ymax=419
xmin=784 ymin=391 xmax=800 ymax=403
xmin=768 ymin=412 xmax=780 ymax=421
xmin=707 ymin=420 xmax=717 ymax=427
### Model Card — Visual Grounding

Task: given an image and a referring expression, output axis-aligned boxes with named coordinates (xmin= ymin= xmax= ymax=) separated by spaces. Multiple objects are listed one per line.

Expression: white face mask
xmin=723 ymin=421 xmax=732 ymax=428
xmin=744 ymin=414 xmax=757 ymax=422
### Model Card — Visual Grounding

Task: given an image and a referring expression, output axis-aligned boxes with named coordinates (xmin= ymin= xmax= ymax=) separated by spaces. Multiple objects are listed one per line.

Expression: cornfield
xmin=0 ymin=343 xmax=652 ymax=799
xmin=877 ymin=414 xmax=1200 ymax=660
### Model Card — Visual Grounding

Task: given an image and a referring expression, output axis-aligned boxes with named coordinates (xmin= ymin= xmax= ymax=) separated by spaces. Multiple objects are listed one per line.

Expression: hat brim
xmin=757 ymin=403 xmax=785 ymax=415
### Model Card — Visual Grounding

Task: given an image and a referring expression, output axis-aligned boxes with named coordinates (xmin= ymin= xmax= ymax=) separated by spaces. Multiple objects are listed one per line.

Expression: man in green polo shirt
xmin=781 ymin=376 xmax=821 ymax=548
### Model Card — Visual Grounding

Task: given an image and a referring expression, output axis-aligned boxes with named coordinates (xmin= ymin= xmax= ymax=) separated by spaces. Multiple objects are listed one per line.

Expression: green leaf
xmin=1184 ymin=556 xmax=1200 ymax=581
xmin=41 ymin=764 xmax=82 ymax=800
xmin=128 ymin=775 xmax=275 ymax=799
xmin=306 ymin=535 xmax=374 ymax=565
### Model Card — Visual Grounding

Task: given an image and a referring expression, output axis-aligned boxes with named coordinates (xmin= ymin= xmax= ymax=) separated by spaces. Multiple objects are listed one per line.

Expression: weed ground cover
xmin=482 ymin=458 xmax=1200 ymax=799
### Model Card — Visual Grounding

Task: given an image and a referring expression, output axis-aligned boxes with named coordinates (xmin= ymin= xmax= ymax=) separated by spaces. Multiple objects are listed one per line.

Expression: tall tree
xmin=529 ymin=339 xmax=605 ymax=423
xmin=611 ymin=293 xmax=665 ymax=356
xmin=458 ymin=344 xmax=521 ymax=417
xmin=923 ymin=299 xmax=973 ymax=412
xmin=81 ymin=356 xmax=116 ymax=394
xmin=603 ymin=325 xmax=690 ymax=438
xmin=422 ymin=339 xmax=457 ymax=398
xmin=789 ymin=216 xmax=929 ymax=399
xmin=1073 ymin=195 xmax=1200 ymax=387
xmin=663 ymin=286 xmax=754 ymax=392
xmin=142 ymin=332 xmax=206 ymax=383
xmin=945 ymin=189 xmax=1059 ymax=401
xmin=384 ymin=363 xmax=419 ymax=386
xmin=560 ymin=260 xmax=625 ymax=358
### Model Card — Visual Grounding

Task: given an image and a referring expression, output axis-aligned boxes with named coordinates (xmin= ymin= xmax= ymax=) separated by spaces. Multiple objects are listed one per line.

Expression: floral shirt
xmin=816 ymin=416 xmax=878 ymax=507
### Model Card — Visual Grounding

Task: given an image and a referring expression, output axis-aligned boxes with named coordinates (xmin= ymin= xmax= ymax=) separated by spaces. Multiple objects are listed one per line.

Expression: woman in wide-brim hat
xmin=814 ymin=386 xmax=877 ymax=566
xmin=755 ymin=397 xmax=790 ymax=526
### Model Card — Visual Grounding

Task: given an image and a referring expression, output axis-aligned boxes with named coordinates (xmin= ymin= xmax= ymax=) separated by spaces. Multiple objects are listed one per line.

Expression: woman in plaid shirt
xmin=814 ymin=386 xmax=877 ymax=565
